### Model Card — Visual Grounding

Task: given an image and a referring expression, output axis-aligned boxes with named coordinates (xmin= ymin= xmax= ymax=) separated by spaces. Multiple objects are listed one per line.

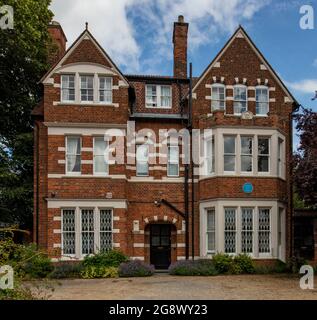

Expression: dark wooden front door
xmin=150 ymin=224 xmax=171 ymax=269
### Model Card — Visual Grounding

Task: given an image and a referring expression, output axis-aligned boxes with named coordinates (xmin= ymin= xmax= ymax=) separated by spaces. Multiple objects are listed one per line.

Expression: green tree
xmin=0 ymin=0 xmax=53 ymax=229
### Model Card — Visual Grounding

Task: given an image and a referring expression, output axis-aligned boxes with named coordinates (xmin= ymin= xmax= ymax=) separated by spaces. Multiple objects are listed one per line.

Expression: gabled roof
xmin=192 ymin=26 xmax=298 ymax=105
xmin=41 ymin=27 xmax=129 ymax=86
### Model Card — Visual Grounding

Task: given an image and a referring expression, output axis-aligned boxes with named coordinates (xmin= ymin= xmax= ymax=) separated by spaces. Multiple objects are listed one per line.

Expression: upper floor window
xmin=211 ymin=84 xmax=225 ymax=111
xmin=93 ymin=137 xmax=109 ymax=175
xmin=224 ymin=136 xmax=236 ymax=172
xmin=258 ymin=137 xmax=270 ymax=172
xmin=277 ymin=138 xmax=284 ymax=178
xmin=61 ymin=74 xmax=75 ymax=102
xmin=99 ymin=77 xmax=112 ymax=104
xmin=66 ymin=136 xmax=81 ymax=174
xmin=240 ymin=136 xmax=253 ymax=172
xmin=205 ymin=137 xmax=215 ymax=174
xmin=136 ymin=144 xmax=149 ymax=176
xmin=233 ymin=85 xmax=247 ymax=114
xmin=80 ymin=75 xmax=94 ymax=102
xmin=167 ymin=145 xmax=179 ymax=177
xmin=256 ymin=86 xmax=269 ymax=115
xmin=146 ymin=85 xmax=172 ymax=108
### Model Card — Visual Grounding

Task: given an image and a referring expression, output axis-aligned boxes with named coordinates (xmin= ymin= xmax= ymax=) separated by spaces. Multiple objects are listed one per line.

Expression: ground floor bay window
xmin=200 ymin=200 xmax=286 ymax=261
xmin=62 ymin=207 xmax=113 ymax=258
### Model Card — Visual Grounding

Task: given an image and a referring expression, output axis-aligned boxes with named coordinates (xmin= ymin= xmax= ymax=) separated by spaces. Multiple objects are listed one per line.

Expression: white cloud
xmin=286 ymin=79 xmax=317 ymax=94
xmin=50 ymin=0 xmax=271 ymax=73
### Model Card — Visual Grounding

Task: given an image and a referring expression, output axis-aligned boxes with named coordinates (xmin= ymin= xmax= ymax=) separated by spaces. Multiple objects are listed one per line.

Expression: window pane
xmin=81 ymin=209 xmax=94 ymax=255
xmin=62 ymin=209 xmax=76 ymax=255
xmin=67 ymin=137 xmax=81 ymax=173
xmin=234 ymin=86 xmax=247 ymax=113
xmin=241 ymin=155 xmax=252 ymax=172
xmin=256 ymin=88 xmax=268 ymax=115
xmin=258 ymin=138 xmax=269 ymax=155
xmin=258 ymin=156 xmax=269 ymax=172
xmin=207 ymin=209 xmax=215 ymax=252
xmin=61 ymin=75 xmax=75 ymax=101
xmin=100 ymin=209 xmax=112 ymax=252
xmin=136 ymin=145 xmax=149 ymax=175
xmin=224 ymin=208 xmax=236 ymax=253
xmin=146 ymin=85 xmax=157 ymax=107
xmin=99 ymin=77 xmax=112 ymax=103
xmin=241 ymin=137 xmax=252 ymax=154
xmin=224 ymin=136 xmax=235 ymax=154
xmin=168 ymin=163 xmax=178 ymax=176
xmin=211 ymin=86 xmax=225 ymax=110
xmin=224 ymin=155 xmax=235 ymax=171
xmin=258 ymin=138 xmax=269 ymax=172
xmin=259 ymin=209 xmax=270 ymax=253
xmin=241 ymin=208 xmax=253 ymax=253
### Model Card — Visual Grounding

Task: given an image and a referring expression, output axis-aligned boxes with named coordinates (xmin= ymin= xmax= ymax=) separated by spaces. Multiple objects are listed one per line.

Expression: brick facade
xmin=33 ymin=17 xmax=297 ymax=267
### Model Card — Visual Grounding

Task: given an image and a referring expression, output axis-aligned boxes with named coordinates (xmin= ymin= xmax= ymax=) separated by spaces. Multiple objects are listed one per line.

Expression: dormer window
xmin=61 ymin=74 xmax=75 ymax=102
xmin=233 ymin=85 xmax=247 ymax=114
xmin=211 ymin=84 xmax=225 ymax=111
xmin=146 ymin=85 xmax=172 ymax=108
xmin=80 ymin=75 xmax=94 ymax=102
xmin=256 ymin=86 xmax=269 ymax=115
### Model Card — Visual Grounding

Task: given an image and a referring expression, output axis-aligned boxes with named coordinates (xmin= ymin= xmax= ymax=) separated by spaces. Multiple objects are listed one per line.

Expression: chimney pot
xmin=178 ymin=15 xmax=184 ymax=23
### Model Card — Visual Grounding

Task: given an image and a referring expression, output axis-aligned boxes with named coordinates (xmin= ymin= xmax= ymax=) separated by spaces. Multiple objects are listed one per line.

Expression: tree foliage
xmin=0 ymin=0 xmax=53 ymax=228
xmin=293 ymin=107 xmax=317 ymax=208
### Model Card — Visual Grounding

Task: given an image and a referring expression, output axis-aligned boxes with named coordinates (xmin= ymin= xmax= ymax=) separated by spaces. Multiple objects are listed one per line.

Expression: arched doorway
xmin=146 ymin=223 xmax=176 ymax=269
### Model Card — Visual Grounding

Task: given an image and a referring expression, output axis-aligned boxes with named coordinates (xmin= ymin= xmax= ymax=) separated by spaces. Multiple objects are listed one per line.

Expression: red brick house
xmin=33 ymin=16 xmax=298 ymax=268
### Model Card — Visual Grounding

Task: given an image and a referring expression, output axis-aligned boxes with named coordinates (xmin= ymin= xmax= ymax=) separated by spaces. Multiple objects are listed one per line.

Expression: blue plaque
xmin=242 ymin=182 xmax=253 ymax=193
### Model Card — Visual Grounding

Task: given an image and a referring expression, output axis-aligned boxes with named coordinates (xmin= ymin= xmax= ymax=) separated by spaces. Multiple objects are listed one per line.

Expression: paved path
xmin=49 ymin=274 xmax=317 ymax=300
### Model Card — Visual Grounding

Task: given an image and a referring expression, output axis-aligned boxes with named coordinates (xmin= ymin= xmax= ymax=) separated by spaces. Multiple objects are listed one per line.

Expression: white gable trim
xmin=42 ymin=30 xmax=129 ymax=86
xmin=193 ymin=27 xmax=294 ymax=103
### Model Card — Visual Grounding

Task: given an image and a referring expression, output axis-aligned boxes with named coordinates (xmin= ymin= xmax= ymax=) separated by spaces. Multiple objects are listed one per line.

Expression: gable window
xmin=258 ymin=137 xmax=270 ymax=172
xmin=224 ymin=136 xmax=236 ymax=172
xmin=80 ymin=75 xmax=94 ymax=102
xmin=61 ymin=74 xmax=75 ymax=102
xmin=99 ymin=77 xmax=112 ymax=104
xmin=205 ymin=137 xmax=215 ymax=174
xmin=66 ymin=136 xmax=81 ymax=174
xmin=211 ymin=84 xmax=225 ymax=111
xmin=206 ymin=208 xmax=216 ymax=253
xmin=241 ymin=136 xmax=253 ymax=172
xmin=93 ymin=137 xmax=109 ymax=175
xmin=256 ymin=86 xmax=269 ymax=115
xmin=233 ymin=85 xmax=247 ymax=114
xmin=146 ymin=85 xmax=172 ymax=108
xmin=136 ymin=144 xmax=149 ymax=176
xmin=167 ymin=145 xmax=179 ymax=177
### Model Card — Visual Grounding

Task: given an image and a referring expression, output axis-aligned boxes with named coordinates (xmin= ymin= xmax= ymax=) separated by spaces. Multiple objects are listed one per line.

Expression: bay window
xmin=233 ymin=85 xmax=247 ymax=114
xmin=66 ymin=136 xmax=81 ymax=174
xmin=256 ymin=86 xmax=269 ymax=115
xmin=211 ymin=84 xmax=225 ymax=111
xmin=61 ymin=74 xmax=75 ymax=102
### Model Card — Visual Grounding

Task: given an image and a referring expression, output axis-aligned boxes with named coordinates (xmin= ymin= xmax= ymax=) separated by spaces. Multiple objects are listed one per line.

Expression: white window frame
xmin=61 ymin=208 xmax=76 ymax=258
xmin=211 ymin=83 xmax=226 ymax=111
xmin=233 ymin=85 xmax=248 ymax=114
xmin=167 ymin=145 xmax=179 ymax=177
xmin=255 ymin=86 xmax=269 ymax=116
xmin=257 ymin=136 xmax=270 ymax=174
xmin=61 ymin=207 xmax=113 ymax=259
xmin=224 ymin=207 xmax=237 ymax=254
xmin=277 ymin=137 xmax=285 ymax=178
xmin=80 ymin=74 xmax=94 ymax=103
xmin=98 ymin=76 xmax=113 ymax=104
xmin=223 ymin=135 xmax=236 ymax=173
xmin=206 ymin=208 xmax=216 ymax=254
xmin=146 ymin=84 xmax=172 ymax=108
xmin=240 ymin=136 xmax=253 ymax=173
xmin=258 ymin=207 xmax=271 ymax=257
xmin=65 ymin=136 xmax=81 ymax=175
xmin=241 ymin=207 xmax=254 ymax=255
xmin=61 ymin=74 xmax=75 ymax=102
xmin=93 ymin=136 xmax=109 ymax=176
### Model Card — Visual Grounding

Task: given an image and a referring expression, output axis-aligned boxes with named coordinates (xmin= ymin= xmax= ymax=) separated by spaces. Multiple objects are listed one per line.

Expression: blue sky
xmin=51 ymin=0 xmax=317 ymax=148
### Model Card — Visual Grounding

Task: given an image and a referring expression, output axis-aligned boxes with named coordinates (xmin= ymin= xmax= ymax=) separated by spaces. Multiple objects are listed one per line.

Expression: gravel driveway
xmin=49 ymin=274 xmax=317 ymax=300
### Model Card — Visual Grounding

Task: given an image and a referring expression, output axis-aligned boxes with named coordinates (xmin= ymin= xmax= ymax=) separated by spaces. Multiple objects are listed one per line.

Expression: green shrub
xmin=82 ymin=250 xmax=128 ymax=268
xmin=233 ymin=254 xmax=255 ymax=274
xmin=49 ymin=263 xmax=83 ymax=279
xmin=286 ymin=256 xmax=307 ymax=273
xmin=168 ymin=259 xmax=218 ymax=276
xmin=118 ymin=260 xmax=155 ymax=277
xmin=80 ymin=266 xmax=118 ymax=279
xmin=212 ymin=253 xmax=233 ymax=273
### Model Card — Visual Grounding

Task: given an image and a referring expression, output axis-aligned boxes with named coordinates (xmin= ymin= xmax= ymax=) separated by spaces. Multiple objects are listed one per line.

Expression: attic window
xmin=61 ymin=74 xmax=75 ymax=102
xmin=146 ymin=85 xmax=172 ymax=108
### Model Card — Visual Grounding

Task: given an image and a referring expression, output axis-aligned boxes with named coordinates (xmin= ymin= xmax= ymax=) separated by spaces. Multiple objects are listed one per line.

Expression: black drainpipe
xmin=35 ymin=121 xmax=40 ymax=247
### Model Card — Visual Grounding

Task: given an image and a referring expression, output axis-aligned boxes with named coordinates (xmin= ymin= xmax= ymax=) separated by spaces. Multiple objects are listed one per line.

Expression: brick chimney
xmin=173 ymin=15 xmax=188 ymax=78
xmin=48 ymin=21 xmax=67 ymax=65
